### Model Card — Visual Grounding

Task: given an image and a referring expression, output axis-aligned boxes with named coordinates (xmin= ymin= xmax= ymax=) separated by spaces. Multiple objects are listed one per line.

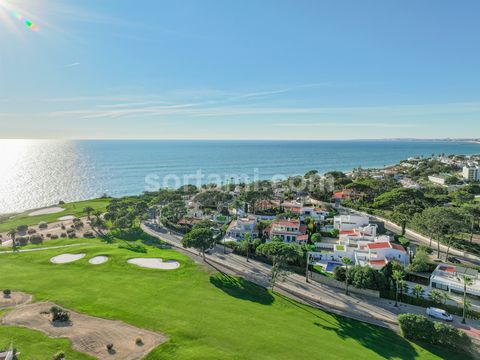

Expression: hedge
xmin=398 ymin=314 xmax=471 ymax=353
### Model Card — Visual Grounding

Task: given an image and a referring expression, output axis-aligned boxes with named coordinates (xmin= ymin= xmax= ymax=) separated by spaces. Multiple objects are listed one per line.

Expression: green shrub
xmin=16 ymin=224 xmax=28 ymax=232
xmin=50 ymin=306 xmax=70 ymax=323
xmin=83 ymin=230 xmax=94 ymax=238
xmin=433 ymin=321 xmax=471 ymax=349
xmin=38 ymin=222 xmax=48 ymax=229
xmin=17 ymin=236 xmax=29 ymax=246
xmin=333 ymin=266 xmax=346 ymax=282
xmin=27 ymin=228 xmax=36 ymax=234
xmin=60 ymin=232 xmax=67 ymax=238
xmin=398 ymin=313 xmax=435 ymax=342
xmin=29 ymin=234 xmax=43 ymax=244
xmin=398 ymin=314 xmax=471 ymax=353
xmin=3 ymin=289 xmax=11 ymax=297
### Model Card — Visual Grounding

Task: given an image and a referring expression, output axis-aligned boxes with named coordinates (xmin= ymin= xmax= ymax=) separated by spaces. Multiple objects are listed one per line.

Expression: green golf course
xmin=0 ymin=198 xmax=111 ymax=233
xmin=0 ymin=238 xmax=465 ymax=359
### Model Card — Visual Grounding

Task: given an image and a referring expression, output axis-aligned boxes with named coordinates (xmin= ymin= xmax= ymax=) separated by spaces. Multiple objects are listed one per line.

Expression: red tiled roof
xmin=391 ymin=243 xmax=406 ymax=252
xmin=367 ymin=242 xmax=391 ymax=250
xmin=274 ymin=220 xmax=300 ymax=227
xmin=297 ymin=235 xmax=308 ymax=241
xmin=340 ymin=229 xmax=358 ymax=235
xmin=369 ymin=259 xmax=387 ymax=266
xmin=439 ymin=265 xmax=456 ymax=273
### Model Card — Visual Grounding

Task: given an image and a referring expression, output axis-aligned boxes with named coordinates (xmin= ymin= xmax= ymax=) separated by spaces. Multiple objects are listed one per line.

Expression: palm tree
xmin=342 ymin=257 xmax=352 ymax=295
xmin=83 ymin=206 xmax=94 ymax=220
xmin=412 ymin=284 xmax=425 ymax=299
xmin=444 ymin=237 xmax=455 ymax=260
xmin=458 ymin=275 xmax=473 ymax=324
xmin=7 ymin=228 xmax=17 ymax=252
xmin=392 ymin=270 xmax=405 ymax=307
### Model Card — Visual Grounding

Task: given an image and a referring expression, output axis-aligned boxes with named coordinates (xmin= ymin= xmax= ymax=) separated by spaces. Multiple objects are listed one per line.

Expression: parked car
xmin=447 ymin=256 xmax=461 ymax=264
xmin=426 ymin=307 xmax=453 ymax=322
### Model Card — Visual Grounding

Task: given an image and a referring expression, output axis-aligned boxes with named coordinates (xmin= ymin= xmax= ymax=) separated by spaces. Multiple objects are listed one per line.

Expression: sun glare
xmin=0 ymin=0 xmax=39 ymax=32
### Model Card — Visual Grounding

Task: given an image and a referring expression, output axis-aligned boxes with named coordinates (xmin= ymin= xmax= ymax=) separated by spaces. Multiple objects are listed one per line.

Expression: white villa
xmin=310 ymin=239 xmax=408 ymax=270
xmin=333 ymin=214 xmax=369 ymax=231
xmin=301 ymin=207 xmax=329 ymax=222
xmin=224 ymin=216 xmax=258 ymax=242
xmin=429 ymin=264 xmax=480 ymax=297
xmin=339 ymin=224 xmax=379 ymax=243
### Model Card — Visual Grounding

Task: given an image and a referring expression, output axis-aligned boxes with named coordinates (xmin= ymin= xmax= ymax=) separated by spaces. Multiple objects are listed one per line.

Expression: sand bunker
xmin=89 ymin=256 xmax=108 ymax=265
xmin=50 ymin=253 xmax=85 ymax=264
xmin=2 ymin=301 xmax=167 ymax=360
xmin=58 ymin=215 xmax=75 ymax=221
xmin=28 ymin=207 xmax=64 ymax=216
xmin=0 ymin=291 xmax=32 ymax=309
xmin=128 ymin=258 xmax=180 ymax=270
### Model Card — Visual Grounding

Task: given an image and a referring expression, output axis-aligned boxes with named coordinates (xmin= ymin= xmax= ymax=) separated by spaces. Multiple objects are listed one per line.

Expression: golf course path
xmin=0 ymin=243 xmax=92 ymax=255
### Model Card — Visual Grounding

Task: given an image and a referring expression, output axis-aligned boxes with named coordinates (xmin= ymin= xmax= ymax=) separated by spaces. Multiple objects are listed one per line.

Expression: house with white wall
xmin=224 ymin=216 xmax=257 ymax=242
xmin=429 ymin=264 xmax=480 ymax=297
xmin=339 ymin=224 xmax=378 ymax=244
xmin=310 ymin=240 xmax=408 ymax=271
xmin=333 ymin=215 xmax=369 ymax=231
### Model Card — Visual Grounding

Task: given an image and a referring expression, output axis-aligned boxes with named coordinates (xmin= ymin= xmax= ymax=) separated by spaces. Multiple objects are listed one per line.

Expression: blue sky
xmin=0 ymin=0 xmax=479 ymax=139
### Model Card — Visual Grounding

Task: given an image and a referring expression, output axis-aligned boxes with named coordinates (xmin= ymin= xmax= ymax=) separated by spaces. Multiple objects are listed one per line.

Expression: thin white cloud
xmin=46 ymin=101 xmax=480 ymax=120
xmin=274 ymin=122 xmax=418 ymax=128
xmin=64 ymin=62 xmax=80 ymax=68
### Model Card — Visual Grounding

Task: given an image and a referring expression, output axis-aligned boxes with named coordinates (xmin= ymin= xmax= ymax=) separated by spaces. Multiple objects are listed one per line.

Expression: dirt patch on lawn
xmin=1 ymin=302 xmax=168 ymax=359
xmin=0 ymin=292 xmax=32 ymax=309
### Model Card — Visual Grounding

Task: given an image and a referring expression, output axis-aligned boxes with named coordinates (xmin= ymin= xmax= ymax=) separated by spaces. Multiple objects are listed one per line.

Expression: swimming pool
xmin=325 ymin=262 xmax=342 ymax=272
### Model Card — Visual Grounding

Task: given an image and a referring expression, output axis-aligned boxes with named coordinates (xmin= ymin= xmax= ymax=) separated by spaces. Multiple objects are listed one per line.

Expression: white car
xmin=426 ymin=307 xmax=453 ymax=322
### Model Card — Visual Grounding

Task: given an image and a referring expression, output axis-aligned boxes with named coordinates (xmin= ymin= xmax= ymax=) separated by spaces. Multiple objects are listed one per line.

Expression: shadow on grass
xmin=210 ymin=273 xmax=274 ymax=305
xmin=276 ymin=293 xmax=466 ymax=360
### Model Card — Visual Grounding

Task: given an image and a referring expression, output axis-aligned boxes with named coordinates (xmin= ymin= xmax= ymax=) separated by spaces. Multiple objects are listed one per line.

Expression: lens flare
xmin=0 ymin=1 xmax=39 ymax=31
xmin=11 ymin=9 xmax=38 ymax=30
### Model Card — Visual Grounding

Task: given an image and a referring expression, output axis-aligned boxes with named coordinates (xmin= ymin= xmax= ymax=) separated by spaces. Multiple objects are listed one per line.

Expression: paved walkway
xmin=0 ymin=243 xmax=92 ymax=254
xmin=141 ymin=222 xmax=480 ymax=340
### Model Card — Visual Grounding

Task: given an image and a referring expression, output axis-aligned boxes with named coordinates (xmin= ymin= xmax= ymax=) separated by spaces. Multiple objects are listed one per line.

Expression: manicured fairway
xmin=0 ymin=198 xmax=111 ymax=233
xmin=0 ymin=326 xmax=93 ymax=360
xmin=0 ymin=240 xmax=468 ymax=359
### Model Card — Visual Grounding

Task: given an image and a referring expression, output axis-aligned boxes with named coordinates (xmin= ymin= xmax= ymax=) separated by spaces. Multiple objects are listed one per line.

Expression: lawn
xmin=0 ymin=239 xmax=468 ymax=359
xmin=0 ymin=198 xmax=111 ymax=233
xmin=0 ymin=326 xmax=93 ymax=360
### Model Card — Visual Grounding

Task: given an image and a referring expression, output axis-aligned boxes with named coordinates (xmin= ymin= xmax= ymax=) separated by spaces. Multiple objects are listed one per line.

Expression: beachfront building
xmin=269 ymin=219 xmax=308 ymax=245
xmin=224 ymin=216 xmax=258 ymax=242
xmin=463 ymin=166 xmax=480 ymax=182
xmin=333 ymin=214 xmax=369 ymax=231
xmin=429 ymin=264 xmax=480 ymax=297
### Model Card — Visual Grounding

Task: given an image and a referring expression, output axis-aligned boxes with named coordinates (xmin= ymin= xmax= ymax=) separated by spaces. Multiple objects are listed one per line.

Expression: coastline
xmin=2 ymin=139 xmax=480 ymax=215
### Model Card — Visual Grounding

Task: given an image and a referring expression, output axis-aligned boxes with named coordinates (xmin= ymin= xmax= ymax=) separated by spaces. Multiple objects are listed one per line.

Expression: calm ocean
xmin=0 ymin=139 xmax=479 ymax=214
